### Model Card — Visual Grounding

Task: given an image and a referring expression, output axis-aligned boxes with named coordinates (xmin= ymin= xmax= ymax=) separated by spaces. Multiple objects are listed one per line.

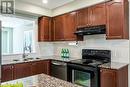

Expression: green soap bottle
xmin=63 ymin=48 xmax=66 ymax=58
xmin=65 ymin=49 xmax=67 ymax=58
xmin=67 ymin=49 xmax=70 ymax=58
xmin=61 ymin=49 xmax=64 ymax=58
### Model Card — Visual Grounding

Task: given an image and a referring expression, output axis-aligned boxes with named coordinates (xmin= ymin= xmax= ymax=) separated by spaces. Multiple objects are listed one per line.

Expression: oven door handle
xmin=68 ymin=63 xmax=98 ymax=72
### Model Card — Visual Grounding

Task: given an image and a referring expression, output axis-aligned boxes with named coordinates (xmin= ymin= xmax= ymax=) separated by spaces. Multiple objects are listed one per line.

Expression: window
xmin=24 ymin=30 xmax=34 ymax=53
xmin=1 ymin=15 xmax=36 ymax=55
xmin=2 ymin=27 xmax=13 ymax=54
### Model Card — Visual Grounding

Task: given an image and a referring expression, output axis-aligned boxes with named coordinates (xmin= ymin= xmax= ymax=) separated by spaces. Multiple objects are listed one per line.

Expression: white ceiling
xmin=18 ymin=0 xmax=75 ymax=9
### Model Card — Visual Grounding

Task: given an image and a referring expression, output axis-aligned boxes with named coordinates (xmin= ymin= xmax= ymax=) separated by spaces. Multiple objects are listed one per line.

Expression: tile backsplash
xmin=2 ymin=35 xmax=130 ymax=63
xmin=54 ymin=35 xmax=130 ymax=63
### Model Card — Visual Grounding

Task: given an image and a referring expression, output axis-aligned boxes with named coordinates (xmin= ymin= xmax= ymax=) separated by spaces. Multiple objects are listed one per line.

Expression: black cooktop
xmin=69 ymin=59 xmax=106 ymax=67
xmin=69 ymin=49 xmax=111 ymax=67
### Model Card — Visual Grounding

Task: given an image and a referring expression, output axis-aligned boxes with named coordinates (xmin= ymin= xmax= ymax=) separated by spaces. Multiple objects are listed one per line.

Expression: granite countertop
xmin=2 ymin=56 xmax=128 ymax=70
xmin=2 ymin=74 xmax=82 ymax=87
xmin=2 ymin=56 xmax=80 ymax=65
xmin=99 ymin=62 xmax=128 ymax=69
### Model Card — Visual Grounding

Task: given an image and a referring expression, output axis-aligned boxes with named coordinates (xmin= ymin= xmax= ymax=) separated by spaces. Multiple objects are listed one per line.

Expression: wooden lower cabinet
xmin=31 ymin=60 xmax=50 ymax=75
xmin=100 ymin=69 xmax=116 ymax=87
xmin=13 ymin=62 xmax=32 ymax=79
xmin=1 ymin=60 xmax=51 ymax=82
xmin=42 ymin=60 xmax=50 ymax=75
xmin=100 ymin=66 xmax=128 ymax=87
xmin=1 ymin=64 xmax=14 ymax=82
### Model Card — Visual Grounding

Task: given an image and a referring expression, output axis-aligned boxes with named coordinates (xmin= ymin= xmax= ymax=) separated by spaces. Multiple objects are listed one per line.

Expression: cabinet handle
xmin=100 ymin=70 xmax=103 ymax=72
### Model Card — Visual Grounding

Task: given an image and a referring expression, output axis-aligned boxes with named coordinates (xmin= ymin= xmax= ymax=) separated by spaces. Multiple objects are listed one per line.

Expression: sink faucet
xmin=22 ymin=46 xmax=28 ymax=59
xmin=22 ymin=44 xmax=32 ymax=59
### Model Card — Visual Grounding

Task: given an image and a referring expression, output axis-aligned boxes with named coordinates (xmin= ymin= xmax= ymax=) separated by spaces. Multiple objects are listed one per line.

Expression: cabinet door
xmin=63 ymin=12 xmax=77 ymax=40
xmin=53 ymin=16 xmax=65 ymax=41
xmin=31 ymin=60 xmax=50 ymax=75
xmin=42 ymin=60 xmax=51 ymax=75
xmin=13 ymin=63 xmax=32 ymax=79
xmin=38 ymin=17 xmax=52 ymax=41
xmin=1 ymin=65 xmax=13 ymax=82
xmin=77 ymin=8 xmax=89 ymax=27
xmin=100 ymin=69 xmax=117 ymax=87
xmin=90 ymin=3 xmax=106 ymax=26
xmin=106 ymin=0 xmax=127 ymax=39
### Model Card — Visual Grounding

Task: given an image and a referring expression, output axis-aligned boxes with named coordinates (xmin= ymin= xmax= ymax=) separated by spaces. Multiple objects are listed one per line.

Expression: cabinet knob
xmin=100 ymin=70 xmax=103 ymax=72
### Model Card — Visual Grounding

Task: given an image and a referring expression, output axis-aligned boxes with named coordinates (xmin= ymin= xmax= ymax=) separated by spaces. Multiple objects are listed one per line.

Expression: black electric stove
xmin=69 ymin=59 xmax=105 ymax=67
xmin=70 ymin=49 xmax=111 ymax=67
xmin=67 ymin=49 xmax=111 ymax=87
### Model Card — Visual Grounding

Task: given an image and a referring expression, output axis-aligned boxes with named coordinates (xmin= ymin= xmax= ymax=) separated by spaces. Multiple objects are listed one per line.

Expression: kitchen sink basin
xmin=13 ymin=57 xmax=41 ymax=62
xmin=13 ymin=59 xmax=20 ymax=62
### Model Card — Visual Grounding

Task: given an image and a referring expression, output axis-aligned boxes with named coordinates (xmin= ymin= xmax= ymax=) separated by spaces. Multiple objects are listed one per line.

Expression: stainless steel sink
xmin=13 ymin=57 xmax=41 ymax=62
xmin=13 ymin=59 xmax=20 ymax=62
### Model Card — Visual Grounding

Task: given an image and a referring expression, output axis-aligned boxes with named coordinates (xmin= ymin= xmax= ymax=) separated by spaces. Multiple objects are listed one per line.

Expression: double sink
xmin=13 ymin=57 xmax=41 ymax=62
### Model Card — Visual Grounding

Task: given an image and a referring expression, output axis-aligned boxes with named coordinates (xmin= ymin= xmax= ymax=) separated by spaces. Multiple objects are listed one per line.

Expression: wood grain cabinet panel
xmin=77 ymin=3 xmax=106 ymax=27
xmin=31 ymin=61 xmax=44 ymax=75
xmin=63 ymin=12 xmax=78 ymax=40
xmin=77 ymin=8 xmax=89 ymax=27
xmin=53 ymin=15 xmax=65 ymax=41
xmin=42 ymin=60 xmax=51 ymax=75
xmin=106 ymin=0 xmax=129 ymax=39
xmin=38 ymin=16 xmax=52 ymax=41
xmin=31 ymin=60 xmax=50 ymax=75
xmin=100 ymin=69 xmax=116 ymax=87
xmin=13 ymin=63 xmax=32 ymax=79
xmin=100 ymin=65 xmax=128 ymax=87
xmin=90 ymin=3 xmax=106 ymax=26
xmin=53 ymin=12 xmax=83 ymax=41
xmin=1 ymin=65 xmax=14 ymax=82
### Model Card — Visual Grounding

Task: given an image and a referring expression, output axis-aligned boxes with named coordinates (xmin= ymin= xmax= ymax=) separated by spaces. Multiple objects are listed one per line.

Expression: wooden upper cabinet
xmin=90 ymin=3 xmax=106 ymax=26
xmin=38 ymin=16 xmax=52 ymax=41
xmin=63 ymin=12 xmax=77 ymax=40
xmin=53 ymin=15 xmax=65 ymax=41
xmin=77 ymin=8 xmax=89 ymax=27
xmin=53 ymin=12 xmax=82 ymax=41
xmin=77 ymin=3 xmax=106 ymax=27
xmin=38 ymin=0 xmax=129 ymax=41
xmin=1 ymin=64 xmax=14 ymax=82
xmin=106 ymin=0 xmax=129 ymax=39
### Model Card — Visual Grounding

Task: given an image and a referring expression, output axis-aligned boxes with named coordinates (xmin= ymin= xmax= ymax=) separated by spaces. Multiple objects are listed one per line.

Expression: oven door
xmin=67 ymin=63 xmax=99 ymax=87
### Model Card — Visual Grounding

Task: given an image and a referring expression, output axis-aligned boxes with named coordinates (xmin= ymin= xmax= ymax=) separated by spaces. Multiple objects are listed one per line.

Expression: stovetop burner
xmin=69 ymin=49 xmax=111 ymax=67
xmin=70 ymin=59 xmax=105 ymax=67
